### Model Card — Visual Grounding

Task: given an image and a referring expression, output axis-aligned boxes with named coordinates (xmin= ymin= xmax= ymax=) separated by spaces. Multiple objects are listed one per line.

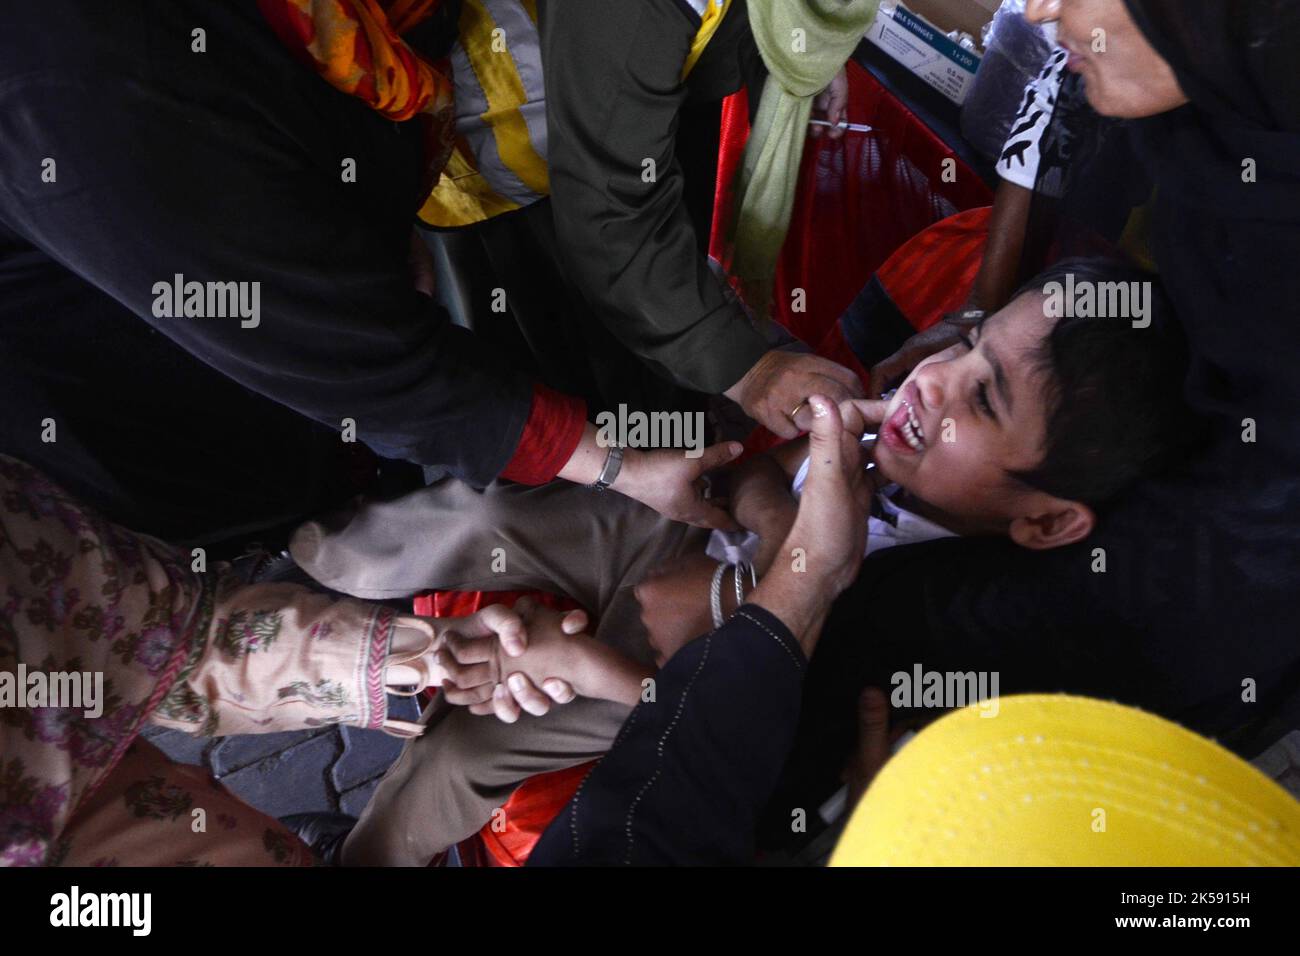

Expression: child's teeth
xmin=901 ymin=402 xmax=925 ymax=449
xmin=901 ymin=416 xmax=924 ymax=450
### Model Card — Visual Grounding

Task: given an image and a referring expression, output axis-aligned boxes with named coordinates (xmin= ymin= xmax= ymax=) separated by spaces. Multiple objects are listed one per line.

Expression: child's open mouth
xmin=880 ymin=383 xmax=926 ymax=456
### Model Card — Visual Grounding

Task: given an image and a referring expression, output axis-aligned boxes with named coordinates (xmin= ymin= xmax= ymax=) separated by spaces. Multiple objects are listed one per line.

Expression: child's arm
xmin=727 ymin=437 xmax=809 ymax=572
xmin=437 ymin=601 xmax=653 ymax=709
xmin=634 ymin=552 xmax=759 ymax=666
xmin=563 ymin=639 xmax=653 ymax=707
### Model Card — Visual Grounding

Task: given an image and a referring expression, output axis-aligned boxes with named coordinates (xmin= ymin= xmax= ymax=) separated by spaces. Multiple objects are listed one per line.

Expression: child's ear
xmin=1008 ymin=499 xmax=1095 ymax=550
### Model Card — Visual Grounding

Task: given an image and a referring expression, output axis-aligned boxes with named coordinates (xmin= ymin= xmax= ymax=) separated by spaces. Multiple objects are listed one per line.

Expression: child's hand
xmin=434 ymin=599 xmax=584 ymax=720
xmin=438 ymin=598 xmax=650 ymax=721
xmin=634 ymin=552 xmax=720 ymax=666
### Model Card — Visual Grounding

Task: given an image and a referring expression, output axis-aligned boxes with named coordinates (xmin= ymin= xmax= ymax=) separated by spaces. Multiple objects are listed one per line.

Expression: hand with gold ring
xmin=724 ymin=349 xmax=864 ymax=439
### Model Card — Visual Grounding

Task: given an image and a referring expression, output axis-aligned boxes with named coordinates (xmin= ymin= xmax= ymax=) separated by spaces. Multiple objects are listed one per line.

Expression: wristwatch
xmin=589 ymin=445 xmax=624 ymax=491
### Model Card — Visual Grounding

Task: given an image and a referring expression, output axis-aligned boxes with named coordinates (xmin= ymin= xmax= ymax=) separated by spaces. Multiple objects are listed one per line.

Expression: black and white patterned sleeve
xmin=996 ymin=46 xmax=1068 ymax=189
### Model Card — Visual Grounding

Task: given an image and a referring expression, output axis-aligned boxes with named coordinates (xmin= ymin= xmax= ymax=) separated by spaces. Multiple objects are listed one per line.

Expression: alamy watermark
xmin=0 ymin=665 xmax=103 ymax=718
xmin=151 ymin=273 xmax=260 ymax=328
xmin=1042 ymin=273 xmax=1151 ymax=328
xmin=50 ymin=886 xmax=150 ymax=936
xmin=891 ymin=664 xmax=999 ymax=717
xmin=595 ymin=404 xmax=706 ymax=458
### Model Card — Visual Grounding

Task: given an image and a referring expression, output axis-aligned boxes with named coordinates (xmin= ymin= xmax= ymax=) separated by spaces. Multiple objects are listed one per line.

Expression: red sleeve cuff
xmin=498 ymin=382 xmax=587 ymax=485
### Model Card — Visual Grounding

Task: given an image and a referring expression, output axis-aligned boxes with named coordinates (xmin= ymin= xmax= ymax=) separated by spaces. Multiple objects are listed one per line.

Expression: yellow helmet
xmin=831 ymin=694 xmax=1300 ymax=866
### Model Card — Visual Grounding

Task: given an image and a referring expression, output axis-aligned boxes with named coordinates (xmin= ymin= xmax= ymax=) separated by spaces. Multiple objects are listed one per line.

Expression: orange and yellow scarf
xmin=258 ymin=0 xmax=455 ymax=194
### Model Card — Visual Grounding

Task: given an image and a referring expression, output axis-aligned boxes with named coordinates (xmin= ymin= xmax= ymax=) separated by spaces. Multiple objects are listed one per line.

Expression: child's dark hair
xmin=1005 ymin=257 xmax=1200 ymax=508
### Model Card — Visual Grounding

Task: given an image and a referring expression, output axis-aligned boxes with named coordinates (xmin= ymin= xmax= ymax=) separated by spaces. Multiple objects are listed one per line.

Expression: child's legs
xmin=302 ymin=478 xmax=712 ymax=866
xmin=341 ymin=695 xmax=630 ymax=866
xmin=343 ymin=541 xmax=705 ymax=868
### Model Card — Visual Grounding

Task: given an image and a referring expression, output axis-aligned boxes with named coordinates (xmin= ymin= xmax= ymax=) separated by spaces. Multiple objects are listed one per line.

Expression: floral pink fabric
xmin=0 ymin=455 xmax=393 ymax=866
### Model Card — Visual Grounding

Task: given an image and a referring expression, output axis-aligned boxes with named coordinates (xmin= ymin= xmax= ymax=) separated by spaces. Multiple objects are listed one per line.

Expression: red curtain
xmin=710 ymin=61 xmax=993 ymax=352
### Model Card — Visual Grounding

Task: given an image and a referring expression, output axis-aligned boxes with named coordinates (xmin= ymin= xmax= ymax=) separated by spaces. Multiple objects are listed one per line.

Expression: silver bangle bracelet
xmin=733 ymin=562 xmax=746 ymax=609
xmin=710 ymin=561 xmax=728 ymax=629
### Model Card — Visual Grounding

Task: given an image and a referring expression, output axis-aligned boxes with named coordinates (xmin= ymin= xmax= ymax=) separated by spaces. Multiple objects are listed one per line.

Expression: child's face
xmin=873 ymin=294 xmax=1056 ymax=531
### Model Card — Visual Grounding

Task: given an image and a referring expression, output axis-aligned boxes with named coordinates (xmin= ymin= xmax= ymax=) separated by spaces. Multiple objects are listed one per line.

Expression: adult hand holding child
xmin=440 ymin=396 xmax=876 ymax=717
xmin=436 ymin=598 xmax=652 ymax=723
xmin=526 ymin=396 xmax=880 ymax=865
xmin=636 ymin=394 xmax=889 ymax=666
xmin=746 ymin=395 xmax=872 ymax=651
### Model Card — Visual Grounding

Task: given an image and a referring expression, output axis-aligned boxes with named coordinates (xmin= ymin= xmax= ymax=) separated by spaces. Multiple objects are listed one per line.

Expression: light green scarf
xmin=729 ymin=0 xmax=879 ymax=313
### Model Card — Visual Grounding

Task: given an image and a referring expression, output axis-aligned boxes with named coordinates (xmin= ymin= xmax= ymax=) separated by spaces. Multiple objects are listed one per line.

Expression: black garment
xmin=1125 ymin=0 xmax=1300 ymax=133
xmin=537 ymin=0 xmax=772 ymax=396
xmin=1018 ymin=70 xmax=1151 ymax=280
xmin=0 ymin=221 xmax=377 ymax=549
xmin=529 ymin=605 xmax=805 ymax=866
xmin=760 ymin=4 xmax=1300 ymax=844
xmin=452 ymin=195 xmax=710 ymax=421
xmin=0 ymin=0 xmax=531 ymax=542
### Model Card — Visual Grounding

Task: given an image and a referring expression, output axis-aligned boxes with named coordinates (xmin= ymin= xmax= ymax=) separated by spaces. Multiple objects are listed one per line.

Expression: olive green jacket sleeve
xmin=538 ymin=0 xmax=770 ymax=394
